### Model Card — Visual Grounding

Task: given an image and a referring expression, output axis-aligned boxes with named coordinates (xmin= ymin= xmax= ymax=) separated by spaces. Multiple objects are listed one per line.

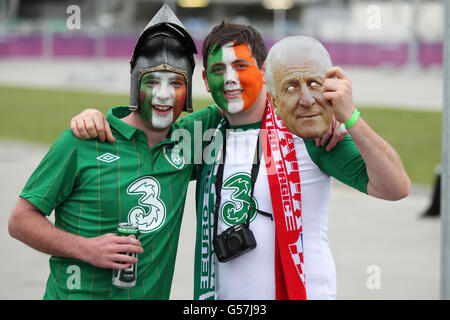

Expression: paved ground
xmin=0 ymin=138 xmax=440 ymax=300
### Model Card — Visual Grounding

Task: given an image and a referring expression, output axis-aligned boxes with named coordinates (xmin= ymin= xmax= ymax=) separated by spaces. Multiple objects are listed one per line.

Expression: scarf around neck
xmin=193 ymin=96 xmax=307 ymax=300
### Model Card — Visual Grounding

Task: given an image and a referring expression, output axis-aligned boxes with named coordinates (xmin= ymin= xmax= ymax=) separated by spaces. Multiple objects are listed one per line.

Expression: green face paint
xmin=206 ymin=42 xmax=263 ymax=114
xmin=139 ymin=73 xmax=155 ymax=127
xmin=206 ymin=44 xmax=228 ymax=111
xmin=138 ymin=71 xmax=186 ymax=131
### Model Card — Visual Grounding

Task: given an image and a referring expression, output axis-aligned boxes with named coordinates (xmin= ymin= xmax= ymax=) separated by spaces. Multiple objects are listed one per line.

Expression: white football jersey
xmin=215 ymin=123 xmax=368 ymax=300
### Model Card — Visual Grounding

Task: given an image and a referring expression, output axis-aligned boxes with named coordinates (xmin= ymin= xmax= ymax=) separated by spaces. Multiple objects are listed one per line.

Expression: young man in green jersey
xmin=8 ymin=5 xmax=222 ymax=300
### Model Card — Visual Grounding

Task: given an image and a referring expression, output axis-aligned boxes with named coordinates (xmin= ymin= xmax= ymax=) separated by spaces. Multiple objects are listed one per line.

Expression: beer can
xmin=112 ymin=223 xmax=140 ymax=289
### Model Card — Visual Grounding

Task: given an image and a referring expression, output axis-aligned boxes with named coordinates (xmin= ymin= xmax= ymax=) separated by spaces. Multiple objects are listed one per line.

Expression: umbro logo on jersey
xmin=96 ymin=153 xmax=120 ymax=163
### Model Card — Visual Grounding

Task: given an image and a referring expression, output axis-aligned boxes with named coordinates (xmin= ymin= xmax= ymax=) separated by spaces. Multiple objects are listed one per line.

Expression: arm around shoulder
xmin=70 ymin=108 xmax=115 ymax=142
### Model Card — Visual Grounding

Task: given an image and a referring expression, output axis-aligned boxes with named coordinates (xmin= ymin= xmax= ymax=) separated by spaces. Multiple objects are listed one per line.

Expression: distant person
xmin=422 ymin=165 xmax=441 ymax=217
xmin=8 ymin=5 xmax=222 ymax=299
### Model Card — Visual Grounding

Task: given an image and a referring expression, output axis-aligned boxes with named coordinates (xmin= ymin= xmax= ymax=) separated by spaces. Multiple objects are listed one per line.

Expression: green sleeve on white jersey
xmin=304 ymin=135 xmax=369 ymax=194
xmin=175 ymin=105 xmax=222 ymax=180
xmin=177 ymin=105 xmax=222 ymax=132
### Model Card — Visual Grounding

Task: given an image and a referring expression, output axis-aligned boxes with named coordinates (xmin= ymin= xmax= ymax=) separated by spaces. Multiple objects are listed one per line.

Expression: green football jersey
xmin=20 ymin=105 xmax=222 ymax=300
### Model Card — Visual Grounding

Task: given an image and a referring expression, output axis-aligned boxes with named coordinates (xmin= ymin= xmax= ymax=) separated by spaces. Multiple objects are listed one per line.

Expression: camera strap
xmin=213 ymin=129 xmax=270 ymax=243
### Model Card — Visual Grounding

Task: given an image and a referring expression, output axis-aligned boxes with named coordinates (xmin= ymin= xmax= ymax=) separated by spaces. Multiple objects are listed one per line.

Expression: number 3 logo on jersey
xmin=127 ymin=176 xmax=166 ymax=233
xmin=221 ymin=172 xmax=258 ymax=226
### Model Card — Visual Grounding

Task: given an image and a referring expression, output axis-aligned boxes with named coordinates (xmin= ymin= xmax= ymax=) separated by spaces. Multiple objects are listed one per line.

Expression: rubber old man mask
xmin=204 ymin=42 xmax=264 ymax=113
xmin=266 ymin=36 xmax=333 ymax=139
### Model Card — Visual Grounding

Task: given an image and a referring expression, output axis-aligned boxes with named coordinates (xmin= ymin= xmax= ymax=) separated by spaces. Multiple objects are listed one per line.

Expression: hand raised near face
xmin=314 ymin=115 xmax=348 ymax=152
xmin=322 ymin=66 xmax=355 ymax=124
xmin=70 ymin=108 xmax=115 ymax=142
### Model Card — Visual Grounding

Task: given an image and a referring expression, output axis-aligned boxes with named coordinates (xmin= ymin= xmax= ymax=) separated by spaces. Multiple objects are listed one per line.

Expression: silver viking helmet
xmin=129 ymin=4 xmax=197 ymax=113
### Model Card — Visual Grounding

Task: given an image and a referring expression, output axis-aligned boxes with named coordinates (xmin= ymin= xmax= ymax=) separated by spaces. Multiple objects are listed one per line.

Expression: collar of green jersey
xmin=106 ymin=105 xmax=179 ymax=145
xmin=228 ymin=120 xmax=262 ymax=131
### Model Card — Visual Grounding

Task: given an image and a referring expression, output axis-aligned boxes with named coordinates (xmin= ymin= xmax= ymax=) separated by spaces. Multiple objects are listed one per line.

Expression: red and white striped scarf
xmin=262 ymin=96 xmax=307 ymax=299
xmin=194 ymin=96 xmax=307 ymax=300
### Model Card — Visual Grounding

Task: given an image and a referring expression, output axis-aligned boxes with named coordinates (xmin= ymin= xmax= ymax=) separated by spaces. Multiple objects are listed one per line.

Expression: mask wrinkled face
xmin=139 ymin=71 xmax=186 ymax=130
xmin=206 ymin=42 xmax=263 ymax=113
xmin=271 ymin=49 xmax=333 ymax=139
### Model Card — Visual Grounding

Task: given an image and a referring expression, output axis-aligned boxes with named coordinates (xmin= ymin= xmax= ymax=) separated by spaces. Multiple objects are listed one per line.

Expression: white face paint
xmin=149 ymin=71 xmax=179 ymax=129
xmin=150 ymin=71 xmax=178 ymax=129
xmin=139 ymin=70 xmax=186 ymax=131
xmin=221 ymin=42 xmax=244 ymax=114
xmin=151 ymin=108 xmax=173 ymax=129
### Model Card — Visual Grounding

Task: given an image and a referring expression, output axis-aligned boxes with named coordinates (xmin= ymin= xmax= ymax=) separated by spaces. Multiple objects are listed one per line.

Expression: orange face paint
xmin=206 ymin=42 xmax=263 ymax=113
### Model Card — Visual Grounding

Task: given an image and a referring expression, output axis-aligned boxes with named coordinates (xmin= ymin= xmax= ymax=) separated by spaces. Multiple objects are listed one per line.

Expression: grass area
xmin=0 ymin=85 xmax=442 ymax=186
xmin=0 ymin=85 xmax=215 ymax=144
xmin=359 ymin=107 xmax=441 ymax=186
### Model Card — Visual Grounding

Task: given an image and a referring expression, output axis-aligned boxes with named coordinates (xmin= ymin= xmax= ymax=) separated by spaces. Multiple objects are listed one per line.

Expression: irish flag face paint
xmin=139 ymin=71 xmax=186 ymax=130
xmin=206 ymin=42 xmax=263 ymax=113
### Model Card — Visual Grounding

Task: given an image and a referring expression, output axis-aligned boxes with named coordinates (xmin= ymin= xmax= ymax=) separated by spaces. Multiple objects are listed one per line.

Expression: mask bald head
xmin=266 ymin=36 xmax=334 ymax=139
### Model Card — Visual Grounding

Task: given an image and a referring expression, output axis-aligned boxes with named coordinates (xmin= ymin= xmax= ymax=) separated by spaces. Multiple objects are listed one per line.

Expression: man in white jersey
xmin=193 ymin=22 xmax=410 ymax=300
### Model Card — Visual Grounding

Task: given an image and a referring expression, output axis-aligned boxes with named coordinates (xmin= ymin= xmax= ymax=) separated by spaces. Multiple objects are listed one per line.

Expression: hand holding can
xmin=112 ymin=223 xmax=141 ymax=289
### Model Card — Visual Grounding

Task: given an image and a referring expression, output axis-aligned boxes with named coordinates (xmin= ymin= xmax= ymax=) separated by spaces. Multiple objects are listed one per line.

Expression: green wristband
xmin=344 ymin=109 xmax=360 ymax=129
